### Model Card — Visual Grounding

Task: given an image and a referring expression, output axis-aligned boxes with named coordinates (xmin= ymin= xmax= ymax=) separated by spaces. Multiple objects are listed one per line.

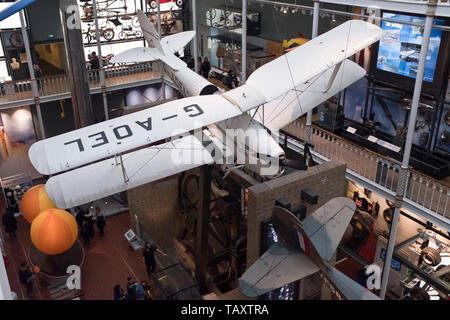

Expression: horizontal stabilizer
xmin=245 ymin=20 xmax=384 ymax=103
xmin=239 ymin=242 xmax=319 ymax=297
xmin=109 ymin=47 xmax=158 ymax=64
xmin=161 ymin=31 xmax=196 ymax=54
xmin=302 ymin=197 xmax=356 ymax=262
xmin=45 ymin=135 xmax=213 ymax=208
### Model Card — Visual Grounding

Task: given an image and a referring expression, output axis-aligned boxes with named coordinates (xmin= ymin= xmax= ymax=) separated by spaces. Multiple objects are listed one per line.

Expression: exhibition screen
xmin=376 ymin=12 xmax=444 ymax=83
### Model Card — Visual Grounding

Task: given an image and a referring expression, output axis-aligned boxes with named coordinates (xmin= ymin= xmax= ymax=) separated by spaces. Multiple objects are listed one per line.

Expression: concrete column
xmin=19 ymin=10 xmax=46 ymax=139
xmin=60 ymin=0 xmax=94 ymax=128
xmin=241 ymin=0 xmax=247 ymax=82
xmin=379 ymin=0 xmax=436 ymax=299
xmin=92 ymin=0 xmax=109 ymax=121
xmin=156 ymin=0 xmax=161 ymax=36
xmin=306 ymin=0 xmax=320 ymax=144
xmin=192 ymin=0 xmax=199 ymax=73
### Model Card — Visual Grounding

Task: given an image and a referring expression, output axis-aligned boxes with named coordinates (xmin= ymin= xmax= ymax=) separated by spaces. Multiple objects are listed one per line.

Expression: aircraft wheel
xmin=176 ymin=0 xmax=183 ymax=7
xmin=421 ymin=247 xmax=442 ymax=266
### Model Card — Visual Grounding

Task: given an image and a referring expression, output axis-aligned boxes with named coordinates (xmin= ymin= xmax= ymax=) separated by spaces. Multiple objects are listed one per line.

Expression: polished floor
xmin=1 ymin=210 xmax=163 ymax=300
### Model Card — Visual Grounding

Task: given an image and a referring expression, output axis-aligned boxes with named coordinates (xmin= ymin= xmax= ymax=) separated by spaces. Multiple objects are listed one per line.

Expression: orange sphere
xmin=20 ymin=185 xmax=57 ymax=223
xmin=30 ymin=209 xmax=78 ymax=255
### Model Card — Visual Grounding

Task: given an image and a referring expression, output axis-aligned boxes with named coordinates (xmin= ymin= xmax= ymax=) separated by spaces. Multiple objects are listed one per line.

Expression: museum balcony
xmin=0 ymin=62 xmax=161 ymax=110
xmin=280 ymin=117 xmax=450 ymax=231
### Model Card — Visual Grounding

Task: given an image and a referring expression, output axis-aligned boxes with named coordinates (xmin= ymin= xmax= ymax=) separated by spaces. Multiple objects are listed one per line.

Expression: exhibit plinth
xmin=28 ymin=240 xmax=85 ymax=286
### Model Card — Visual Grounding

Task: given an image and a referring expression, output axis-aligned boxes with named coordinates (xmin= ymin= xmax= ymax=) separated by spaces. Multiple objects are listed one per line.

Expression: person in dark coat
xmin=18 ymin=262 xmax=34 ymax=296
xmin=141 ymin=281 xmax=153 ymax=300
xmin=96 ymin=216 xmax=106 ymax=234
xmin=113 ymin=284 xmax=126 ymax=300
xmin=200 ymin=57 xmax=211 ymax=79
xmin=2 ymin=212 xmax=17 ymax=240
xmin=126 ymin=277 xmax=137 ymax=300
xmin=81 ymin=220 xmax=94 ymax=246
xmin=142 ymin=242 xmax=167 ymax=274
xmin=74 ymin=207 xmax=84 ymax=231
xmin=96 ymin=210 xmax=106 ymax=235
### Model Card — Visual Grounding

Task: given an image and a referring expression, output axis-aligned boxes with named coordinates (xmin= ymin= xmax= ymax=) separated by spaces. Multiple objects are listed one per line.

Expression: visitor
xmin=135 ymin=282 xmax=145 ymax=300
xmin=200 ymin=57 xmax=211 ymax=79
xmin=95 ymin=207 xmax=106 ymax=235
xmin=126 ymin=277 xmax=138 ymax=300
xmin=74 ymin=207 xmax=84 ymax=231
xmin=113 ymin=284 xmax=126 ymax=300
xmin=2 ymin=211 xmax=18 ymax=240
xmin=81 ymin=220 xmax=94 ymax=246
xmin=142 ymin=242 xmax=167 ymax=274
xmin=197 ymin=57 xmax=202 ymax=74
xmin=18 ymin=262 xmax=35 ymax=296
xmin=89 ymin=51 xmax=100 ymax=83
xmin=141 ymin=281 xmax=153 ymax=300
xmin=223 ymin=70 xmax=236 ymax=89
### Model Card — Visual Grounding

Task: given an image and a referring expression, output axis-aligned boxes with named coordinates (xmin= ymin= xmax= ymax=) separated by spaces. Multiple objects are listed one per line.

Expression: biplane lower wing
xmin=239 ymin=242 xmax=320 ymax=297
xmin=45 ymin=135 xmax=214 ymax=209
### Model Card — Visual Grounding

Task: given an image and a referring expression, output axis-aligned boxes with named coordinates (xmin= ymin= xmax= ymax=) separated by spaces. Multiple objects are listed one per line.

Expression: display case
xmin=206 ymin=6 xmax=260 ymax=35
xmin=1 ymin=172 xmax=33 ymax=215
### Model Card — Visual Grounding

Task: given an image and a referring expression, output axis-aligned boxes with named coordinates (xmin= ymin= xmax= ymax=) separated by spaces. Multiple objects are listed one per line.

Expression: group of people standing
xmin=114 ymin=277 xmax=153 ymax=300
xmin=75 ymin=206 xmax=107 ymax=247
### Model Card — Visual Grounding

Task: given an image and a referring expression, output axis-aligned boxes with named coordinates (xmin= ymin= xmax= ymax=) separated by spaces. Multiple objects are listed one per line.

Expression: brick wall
xmin=127 ymin=176 xmax=179 ymax=249
xmin=247 ymin=161 xmax=347 ymax=265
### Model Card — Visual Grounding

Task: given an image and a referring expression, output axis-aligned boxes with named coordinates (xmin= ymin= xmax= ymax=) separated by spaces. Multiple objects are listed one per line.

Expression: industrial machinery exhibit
xmin=0 ymin=0 xmax=449 ymax=304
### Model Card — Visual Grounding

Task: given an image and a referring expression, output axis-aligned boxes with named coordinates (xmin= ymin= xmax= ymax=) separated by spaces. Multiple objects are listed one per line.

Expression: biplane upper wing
xmin=45 ymin=135 xmax=214 ymax=209
xmin=29 ymin=20 xmax=384 ymax=176
xmin=239 ymin=242 xmax=320 ymax=298
xmin=302 ymin=197 xmax=356 ymax=262
xmin=242 ymin=20 xmax=384 ymax=104
xmin=253 ymin=59 xmax=365 ymax=130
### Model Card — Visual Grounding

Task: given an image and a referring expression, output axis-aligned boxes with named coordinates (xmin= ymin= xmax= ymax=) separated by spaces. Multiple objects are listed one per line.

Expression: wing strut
xmin=115 ymin=154 xmax=130 ymax=184
xmin=323 ymin=61 xmax=343 ymax=93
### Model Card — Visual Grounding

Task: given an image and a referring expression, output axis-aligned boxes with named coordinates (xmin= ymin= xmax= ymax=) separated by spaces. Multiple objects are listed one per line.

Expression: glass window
xmin=0 ymin=60 xmax=9 ymax=81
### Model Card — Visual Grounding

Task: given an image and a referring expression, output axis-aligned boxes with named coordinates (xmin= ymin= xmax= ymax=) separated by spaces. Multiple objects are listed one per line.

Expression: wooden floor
xmin=1 ymin=211 xmax=164 ymax=300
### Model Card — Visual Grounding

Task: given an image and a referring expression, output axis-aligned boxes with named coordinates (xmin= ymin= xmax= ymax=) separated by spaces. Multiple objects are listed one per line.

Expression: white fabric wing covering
xmin=45 ymin=135 xmax=214 ymax=209
xmin=29 ymin=95 xmax=242 ymax=175
xmin=246 ymin=20 xmax=385 ymax=103
xmin=254 ymin=59 xmax=365 ymax=130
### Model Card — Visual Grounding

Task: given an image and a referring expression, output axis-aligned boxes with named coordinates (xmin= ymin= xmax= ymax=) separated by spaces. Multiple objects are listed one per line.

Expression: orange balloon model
xmin=20 ymin=185 xmax=57 ymax=223
xmin=30 ymin=208 xmax=78 ymax=255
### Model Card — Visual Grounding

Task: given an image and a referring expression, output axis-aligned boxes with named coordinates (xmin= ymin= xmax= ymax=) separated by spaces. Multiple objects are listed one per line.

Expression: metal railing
xmin=284 ymin=120 xmax=449 ymax=219
xmin=0 ymin=62 xmax=159 ymax=104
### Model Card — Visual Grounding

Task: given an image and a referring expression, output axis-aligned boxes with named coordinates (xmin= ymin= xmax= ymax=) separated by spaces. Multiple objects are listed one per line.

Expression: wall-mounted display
xmin=0 ymin=107 xmax=40 ymax=180
xmin=376 ymin=12 xmax=444 ymax=83
xmin=370 ymin=11 xmax=449 ymax=98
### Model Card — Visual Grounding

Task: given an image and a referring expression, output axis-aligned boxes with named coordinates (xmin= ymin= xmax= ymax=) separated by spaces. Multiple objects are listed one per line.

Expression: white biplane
xmin=28 ymin=10 xmax=384 ymax=209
